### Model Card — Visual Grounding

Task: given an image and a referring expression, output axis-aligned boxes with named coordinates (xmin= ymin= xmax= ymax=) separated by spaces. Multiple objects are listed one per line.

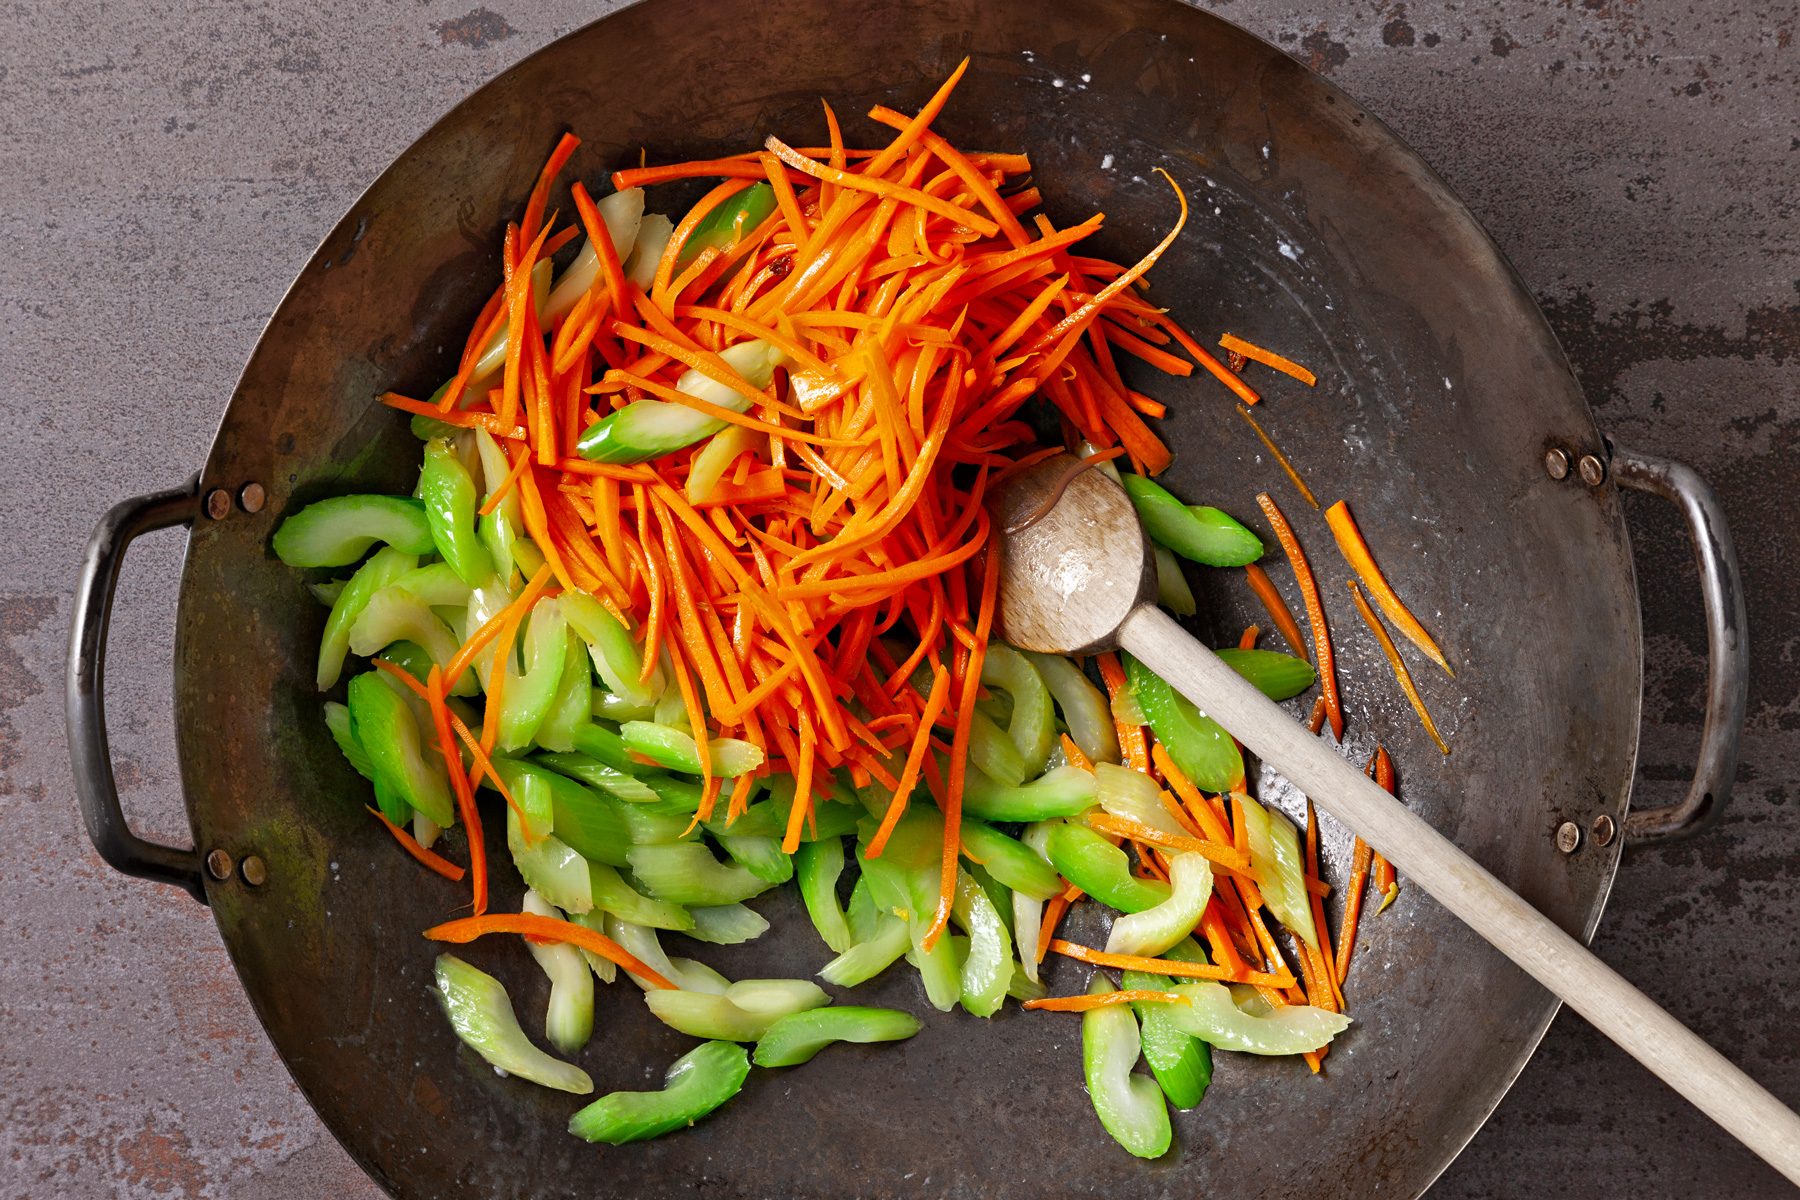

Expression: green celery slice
xmin=433 ymin=954 xmax=592 ymax=1094
xmin=752 ymin=1005 xmax=921 ymax=1067
xmin=272 ymin=495 xmax=433 ymax=568
xmin=568 ymin=1040 xmax=747 ymax=1144
xmin=1081 ymin=975 xmax=1171 ymax=1158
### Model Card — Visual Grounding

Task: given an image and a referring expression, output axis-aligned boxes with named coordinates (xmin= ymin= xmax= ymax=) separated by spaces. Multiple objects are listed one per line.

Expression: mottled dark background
xmin=1 ymin=0 xmax=1795 ymax=1196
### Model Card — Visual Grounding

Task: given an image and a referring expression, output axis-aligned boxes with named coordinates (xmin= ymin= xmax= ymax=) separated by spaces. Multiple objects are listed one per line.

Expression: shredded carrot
xmin=1337 ymin=756 xmax=1376 ymax=993
xmin=365 ymin=807 xmax=465 ymax=882
xmin=1348 ymin=581 xmax=1450 ymax=755
xmin=1048 ymin=940 xmax=1297 ymax=989
xmin=1037 ymin=893 xmax=1075 ymax=964
xmin=1024 ymin=990 xmax=1187 ymax=1012
xmin=1083 ymin=811 xmax=1251 ymax=871
xmin=1372 ymin=746 xmax=1399 ymax=912
xmin=1243 ymin=562 xmax=1309 ymax=662
xmin=1325 ymin=500 xmax=1452 ymax=676
xmin=1058 ymin=732 xmax=1094 ymax=773
xmin=1236 ymin=404 xmax=1319 ymax=510
xmin=1219 ymin=332 xmax=1317 ymax=387
xmin=1306 ymin=694 xmax=1328 ymax=735
xmin=1237 ymin=625 xmax=1260 ymax=650
xmin=1095 ymin=652 xmax=1149 ymax=770
xmin=423 ymin=913 xmax=676 ymax=989
xmin=1256 ymin=493 xmax=1342 ymax=740
xmin=1303 ymin=801 xmax=1346 ymax=1011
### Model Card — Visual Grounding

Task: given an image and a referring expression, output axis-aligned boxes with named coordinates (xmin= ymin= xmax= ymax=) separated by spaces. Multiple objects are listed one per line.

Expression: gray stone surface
xmin=1 ymin=0 xmax=1794 ymax=1195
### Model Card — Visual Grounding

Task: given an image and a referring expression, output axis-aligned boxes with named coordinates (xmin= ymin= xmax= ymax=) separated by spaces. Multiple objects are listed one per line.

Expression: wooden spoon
xmin=991 ymin=452 xmax=1800 ymax=1182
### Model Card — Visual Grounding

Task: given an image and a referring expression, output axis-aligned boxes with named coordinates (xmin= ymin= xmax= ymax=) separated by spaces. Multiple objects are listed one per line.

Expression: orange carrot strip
xmin=1152 ymin=744 xmax=1236 ymax=847
xmin=867 ymin=662 xmax=951 ymax=857
xmin=1306 ymin=694 xmax=1329 ymax=735
xmin=1095 ymin=652 xmax=1149 ymax=771
xmin=1337 ymin=831 xmax=1375 ymax=987
xmin=1372 ymin=747 xmax=1399 ymax=911
xmin=1038 ymin=894 xmax=1074 ymax=965
xmin=1303 ymin=800 xmax=1346 ymax=1011
xmin=1243 ymin=562 xmax=1309 ymax=663
xmin=765 ymin=137 xmax=1000 ymax=239
xmin=610 ymin=158 xmax=807 ymax=190
xmin=570 ymin=182 xmax=631 ymax=318
xmin=1256 ymin=492 xmax=1342 ymax=740
xmin=378 ymin=392 xmax=526 ymax=440
xmin=927 ymin=540 xmax=1000 ymax=948
xmin=1236 ymin=404 xmax=1319 ymax=510
xmin=1325 ymin=499 xmax=1452 ymax=676
xmin=1348 ymin=581 xmax=1450 ymax=755
xmin=1238 ymin=625 xmax=1260 ymax=651
xmin=1219 ymin=332 xmax=1317 ymax=386
xmin=1083 ymin=811 xmax=1252 ymax=871
xmin=365 ymin=806 xmax=465 ymax=882
xmin=1157 ymin=318 xmax=1263 ymax=407
xmin=423 ymin=914 xmax=675 ymax=989
xmin=1024 ymin=990 xmax=1187 ymax=1012
xmin=1058 ymin=732 xmax=1094 ymax=773
xmin=1048 ymin=940 xmax=1297 ymax=989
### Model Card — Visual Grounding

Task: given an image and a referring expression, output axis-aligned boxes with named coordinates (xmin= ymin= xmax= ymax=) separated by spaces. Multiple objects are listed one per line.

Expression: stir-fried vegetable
xmin=568 ymin=1041 xmax=748 ymax=1144
xmin=274 ymin=60 xmax=1464 ymax=1154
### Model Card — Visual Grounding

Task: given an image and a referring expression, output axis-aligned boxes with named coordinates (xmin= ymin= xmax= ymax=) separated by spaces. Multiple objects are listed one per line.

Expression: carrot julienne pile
xmin=382 ymin=61 xmax=1258 ymax=946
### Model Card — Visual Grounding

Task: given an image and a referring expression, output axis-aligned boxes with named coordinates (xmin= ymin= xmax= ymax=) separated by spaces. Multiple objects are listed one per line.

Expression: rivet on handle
xmin=1555 ymin=821 xmax=1582 ymax=854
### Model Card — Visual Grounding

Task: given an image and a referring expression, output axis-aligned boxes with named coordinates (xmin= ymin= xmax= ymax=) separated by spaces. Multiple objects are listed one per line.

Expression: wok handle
xmin=66 ymin=484 xmax=209 ymax=904
xmin=1610 ymin=445 xmax=1749 ymax=843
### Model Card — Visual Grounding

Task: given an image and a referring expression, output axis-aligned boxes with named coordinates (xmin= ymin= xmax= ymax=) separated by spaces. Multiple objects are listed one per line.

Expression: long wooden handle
xmin=1119 ymin=605 xmax=1800 ymax=1183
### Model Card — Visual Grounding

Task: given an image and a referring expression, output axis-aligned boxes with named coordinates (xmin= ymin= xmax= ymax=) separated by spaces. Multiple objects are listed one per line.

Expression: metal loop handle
xmin=65 ymin=483 xmax=209 ymax=902
xmin=1611 ymin=446 xmax=1749 ymax=843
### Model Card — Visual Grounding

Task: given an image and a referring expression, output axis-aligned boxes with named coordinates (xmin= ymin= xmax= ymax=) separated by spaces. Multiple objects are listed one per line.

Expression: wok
xmin=66 ymin=0 xmax=1750 ymax=1196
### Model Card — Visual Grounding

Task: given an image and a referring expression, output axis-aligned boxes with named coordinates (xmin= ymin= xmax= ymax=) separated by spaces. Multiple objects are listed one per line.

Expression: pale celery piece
xmin=1081 ymin=976 xmax=1171 ymax=1159
xmin=432 ymin=954 xmax=592 ymax=1094
xmin=643 ymin=979 xmax=829 ymax=1041
xmin=1236 ymin=794 xmax=1319 ymax=951
xmin=627 ymin=841 xmax=772 ymax=907
xmin=1105 ymin=852 xmax=1215 ymax=958
xmin=752 ymin=1006 xmax=921 ymax=1067
xmin=1024 ymin=651 xmax=1119 ymax=765
xmin=521 ymin=890 xmax=595 ymax=1056
xmin=1161 ymin=982 xmax=1350 ymax=1054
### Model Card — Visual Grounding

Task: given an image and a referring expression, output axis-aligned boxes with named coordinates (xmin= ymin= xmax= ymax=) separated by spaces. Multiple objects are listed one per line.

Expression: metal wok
xmin=67 ymin=0 xmax=1748 ymax=1195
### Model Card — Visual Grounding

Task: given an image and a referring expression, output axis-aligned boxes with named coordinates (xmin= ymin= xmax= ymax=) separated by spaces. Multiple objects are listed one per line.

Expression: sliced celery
xmin=1237 ymin=795 xmax=1318 ymax=951
xmin=794 ymin=837 xmax=853 ymax=953
xmin=1154 ymin=544 xmax=1198 ymax=616
xmin=981 ymin=644 xmax=1055 ymax=778
xmin=1094 ymin=762 xmax=1188 ymax=839
xmin=818 ymin=913 xmax=910 ymax=988
xmin=567 ymin=1040 xmax=747 ymax=1145
xmin=272 ymin=495 xmax=433 ymax=569
xmin=952 ymin=869 xmax=1012 ymax=1018
xmin=685 ymin=902 xmax=770 ymax=945
xmin=752 ymin=1005 xmax=920 ymax=1068
xmin=420 ymin=438 xmax=494 ymax=585
xmin=521 ymin=890 xmax=594 ymax=1055
xmin=432 ymin=954 xmax=592 ymax=1094
xmin=1024 ymin=651 xmax=1120 ymax=766
xmin=642 ymin=978 xmax=829 ymax=1041
xmin=533 ymin=631 xmax=593 ymax=753
xmin=1214 ymin=647 xmax=1317 ymax=702
xmin=346 ymin=671 xmax=453 ymax=827
xmin=1044 ymin=822 xmax=1170 ymax=914
xmin=1161 ymin=982 xmax=1350 ymax=1054
xmin=959 ymin=818 xmax=1061 ymax=901
xmin=316 ymin=547 xmax=416 ymax=690
xmin=496 ymin=597 xmax=568 ymax=752
xmin=322 ymin=701 xmax=374 ymax=780
xmin=715 ymin=833 xmax=792 ymax=884
xmin=619 ymin=721 xmax=764 ymax=777
xmin=587 ymin=862 xmax=692 ymax=931
xmin=960 ymin=763 xmax=1097 ymax=822
xmin=1081 ymin=975 xmax=1170 ymax=1159
xmin=1105 ymin=851 xmax=1214 ymax=957
xmin=627 ymin=841 xmax=772 ymax=906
